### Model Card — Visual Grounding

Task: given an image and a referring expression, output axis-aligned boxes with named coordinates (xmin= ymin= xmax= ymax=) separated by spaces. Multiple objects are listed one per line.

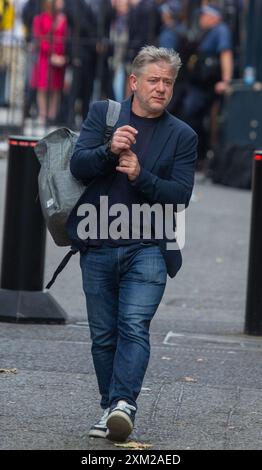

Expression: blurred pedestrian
xmin=22 ymin=0 xmax=41 ymax=117
xmin=180 ymin=3 xmax=233 ymax=162
xmin=126 ymin=0 xmax=161 ymax=66
xmin=0 ymin=0 xmax=15 ymax=106
xmin=110 ymin=0 xmax=129 ymax=102
xmin=68 ymin=45 xmax=197 ymax=442
xmin=65 ymin=0 xmax=114 ymax=128
xmin=30 ymin=0 xmax=68 ymax=124
xmin=159 ymin=0 xmax=184 ymax=51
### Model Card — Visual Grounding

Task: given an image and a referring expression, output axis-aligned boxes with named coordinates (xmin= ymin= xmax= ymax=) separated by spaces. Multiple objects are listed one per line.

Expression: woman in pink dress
xmin=31 ymin=0 xmax=68 ymax=124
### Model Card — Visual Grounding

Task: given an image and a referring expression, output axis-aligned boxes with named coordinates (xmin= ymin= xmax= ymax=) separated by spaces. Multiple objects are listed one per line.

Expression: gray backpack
xmin=35 ymin=99 xmax=121 ymax=247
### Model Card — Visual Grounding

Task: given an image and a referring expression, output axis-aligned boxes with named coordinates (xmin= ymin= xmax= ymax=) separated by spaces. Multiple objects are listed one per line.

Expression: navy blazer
xmin=68 ymin=96 xmax=198 ymax=278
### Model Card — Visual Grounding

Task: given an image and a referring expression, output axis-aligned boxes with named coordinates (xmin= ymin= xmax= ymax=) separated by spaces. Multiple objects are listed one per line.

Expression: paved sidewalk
xmin=0 ymin=159 xmax=261 ymax=450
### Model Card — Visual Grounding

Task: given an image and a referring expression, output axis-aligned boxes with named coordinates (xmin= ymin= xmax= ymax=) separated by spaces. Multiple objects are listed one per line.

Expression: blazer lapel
xmin=143 ymin=111 xmax=174 ymax=172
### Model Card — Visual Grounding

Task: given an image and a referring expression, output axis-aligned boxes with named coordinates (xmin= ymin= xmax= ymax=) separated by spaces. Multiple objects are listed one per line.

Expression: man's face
xmin=199 ymin=12 xmax=220 ymax=30
xmin=130 ymin=62 xmax=175 ymax=118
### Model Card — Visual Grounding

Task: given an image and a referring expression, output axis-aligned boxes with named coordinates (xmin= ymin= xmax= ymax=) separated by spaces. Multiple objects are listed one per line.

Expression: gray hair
xmin=131 ymin=46 xmax=182 ymax=79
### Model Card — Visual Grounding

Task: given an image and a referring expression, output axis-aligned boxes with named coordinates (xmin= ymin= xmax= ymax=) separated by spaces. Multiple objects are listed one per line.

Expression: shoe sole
xmin=89 ymin=429 xmax=107 ymax=439
xmin=106 ymin=410 xmax=133 ymax=442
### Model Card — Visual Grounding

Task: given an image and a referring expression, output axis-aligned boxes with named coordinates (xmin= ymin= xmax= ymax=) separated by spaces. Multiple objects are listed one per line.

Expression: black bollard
xmin=245 ymin=150 xmax=262 ymax=335
xmin=0 ymin=136 xmax=67 ymax=323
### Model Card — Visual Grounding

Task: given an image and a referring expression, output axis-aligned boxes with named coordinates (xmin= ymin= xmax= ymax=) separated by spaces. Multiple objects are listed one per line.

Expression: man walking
xmin=69 ymin=46 xmax=198 ymax=442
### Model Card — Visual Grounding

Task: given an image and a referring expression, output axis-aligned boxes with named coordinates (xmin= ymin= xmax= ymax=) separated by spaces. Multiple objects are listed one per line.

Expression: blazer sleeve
xmin=131 ymin=128 xmax=198 ymax=208
xmin=70 ymin=101 xmax=118 ymax=181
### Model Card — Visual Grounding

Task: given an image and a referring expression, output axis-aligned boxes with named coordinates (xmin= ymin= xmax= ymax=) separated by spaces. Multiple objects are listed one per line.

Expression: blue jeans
xmin=80 ymin=243 xmax=167 ymax=410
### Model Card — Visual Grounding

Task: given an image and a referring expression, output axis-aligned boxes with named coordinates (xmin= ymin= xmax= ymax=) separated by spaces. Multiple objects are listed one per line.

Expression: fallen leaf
xmin=0 ymin=368 xmax=17 ymax=374
xmin=114 ymin=441 xmax=152 ymax=450
xmin=182 ymin=376 xmax=197 ymax=383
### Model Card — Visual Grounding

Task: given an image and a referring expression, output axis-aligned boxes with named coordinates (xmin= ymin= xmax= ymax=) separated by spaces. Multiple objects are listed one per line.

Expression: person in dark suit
xmin=68 ymin=46 xmax=197 ymax=442
xmin=180 ymin=4 xmax=233 ymax=163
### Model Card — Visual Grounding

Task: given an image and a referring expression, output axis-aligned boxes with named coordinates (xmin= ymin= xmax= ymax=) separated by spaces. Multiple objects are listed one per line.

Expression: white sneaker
xmin=106 ymin=400 xmax=136 ymax=442
xmin=89 ymin=408 xmax=110 ymax=438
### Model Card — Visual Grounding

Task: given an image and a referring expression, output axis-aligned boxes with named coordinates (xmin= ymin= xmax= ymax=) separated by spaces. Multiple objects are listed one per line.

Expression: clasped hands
xmin=110 ymin=125 xmax=140 ymax=182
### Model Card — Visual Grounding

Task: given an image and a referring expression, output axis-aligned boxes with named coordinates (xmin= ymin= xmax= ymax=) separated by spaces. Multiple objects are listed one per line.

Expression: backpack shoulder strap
xmin=103 ymin=99 xmax=121 ymax=143
xmin=106 ymin=99 xmax=121 ymax=129
xmin=45 ymin=247 xmax=78 ymax=289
